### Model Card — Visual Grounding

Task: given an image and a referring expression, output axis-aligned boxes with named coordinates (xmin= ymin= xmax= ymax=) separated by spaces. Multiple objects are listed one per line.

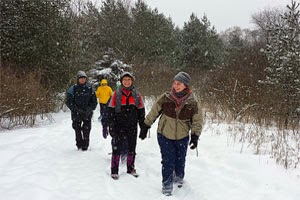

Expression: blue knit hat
xmin=174 ymin=71 xmax=191 ymax=86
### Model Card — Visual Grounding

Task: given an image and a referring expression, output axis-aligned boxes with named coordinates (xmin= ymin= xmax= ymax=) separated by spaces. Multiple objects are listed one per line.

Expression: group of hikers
xmin=65 ymin=70 xmax=203 ymax=196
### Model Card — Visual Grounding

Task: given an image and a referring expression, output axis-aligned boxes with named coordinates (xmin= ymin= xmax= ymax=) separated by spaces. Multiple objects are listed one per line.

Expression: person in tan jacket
xmin=139 ymin=71 xmax=203 ymax=196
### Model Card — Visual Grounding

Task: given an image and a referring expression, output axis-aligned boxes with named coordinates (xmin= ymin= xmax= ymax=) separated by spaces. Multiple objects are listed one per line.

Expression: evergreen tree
xmin=0 ymin=0 xmax=72 ymax=89
xmin=131 ymin=0 xmax=176 ymax=65
xmin=69 ymin=2 xmax=103 ymax=68
xmin=180 ymin=13 xmax=224 ymax=69
xmin=263 ymin=0 xmax=300 ymax=126
xmin=98 ymin=0 xmax=133 ymax=60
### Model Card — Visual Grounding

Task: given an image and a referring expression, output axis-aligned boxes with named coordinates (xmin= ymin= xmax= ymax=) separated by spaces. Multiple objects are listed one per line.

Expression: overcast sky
xmin=141 ymin=0 xmax=291 ymax=32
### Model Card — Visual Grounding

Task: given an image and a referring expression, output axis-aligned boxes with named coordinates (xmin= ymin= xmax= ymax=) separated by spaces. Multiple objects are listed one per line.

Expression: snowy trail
xmin=0 ymin=108 xmax=300 ymax=200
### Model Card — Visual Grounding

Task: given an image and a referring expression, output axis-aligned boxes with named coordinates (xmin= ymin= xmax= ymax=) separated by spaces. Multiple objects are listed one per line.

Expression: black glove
xmin=85 ymin=106 xmax=93 ymax=115
xmin=72 ymin=106 xmax=80 ymax=114
xmin=109 ymin=125 xmax=117 ymax=138
xmin=80 ymin=107 xmax=93 ymax=119
xmin=189 ymin=134 xmax=199 ymax=150
xmin=139 ymin=124 xmax=150 ymax=140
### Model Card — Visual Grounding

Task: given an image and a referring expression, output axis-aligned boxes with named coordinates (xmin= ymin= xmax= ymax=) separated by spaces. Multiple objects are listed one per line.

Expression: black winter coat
xmin=66 ymin=83 xmax=97 ymax=120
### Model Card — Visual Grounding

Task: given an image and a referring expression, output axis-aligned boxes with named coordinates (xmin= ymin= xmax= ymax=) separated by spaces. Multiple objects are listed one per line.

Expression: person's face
xmin=172 ymin=80 xmax=186 ymax=92
xmin=78 ymin=77 xmax=86 ymax=84
xmin=122 ymin=76 xmax=133 ymax=88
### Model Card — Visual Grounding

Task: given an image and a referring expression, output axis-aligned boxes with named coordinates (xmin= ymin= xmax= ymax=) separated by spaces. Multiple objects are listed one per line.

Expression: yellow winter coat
xmin=95 ymin=79 xmax=113 ymax=104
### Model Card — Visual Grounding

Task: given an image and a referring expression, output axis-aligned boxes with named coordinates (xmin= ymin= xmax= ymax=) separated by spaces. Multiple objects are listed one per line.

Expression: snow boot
xmin=127 ymin=169 xmax=139 ymax=178
xmin=162 ymin=186 xmax=172 ymax=196
xmin=111 ymin=174 xmax=119 ymax=180
xmin=126 ymin=153 xmax=135 ymax=171
xmin=111 ymin=154 xmax=120 ymax=175
xmin=174 ymin=176 xmax=184 ymax=188
xmin=126 ymin=153 xmax=138 ymax=177
xmin=81 ymin=146 xmax=88 ymax=151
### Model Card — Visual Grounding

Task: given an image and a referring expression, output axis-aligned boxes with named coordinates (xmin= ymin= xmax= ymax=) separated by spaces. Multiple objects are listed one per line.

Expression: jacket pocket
xmin=158 ymin=116 xmax=167 ymax=133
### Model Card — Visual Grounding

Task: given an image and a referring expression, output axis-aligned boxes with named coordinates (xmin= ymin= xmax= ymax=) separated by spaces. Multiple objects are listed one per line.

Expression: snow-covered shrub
xmin=86 ymin=53 xmax=133 ymax=90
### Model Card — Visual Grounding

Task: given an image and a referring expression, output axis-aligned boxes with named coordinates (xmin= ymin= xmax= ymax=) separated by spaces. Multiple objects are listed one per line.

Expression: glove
xmin=189 ymin=134 xmax=199 ymax=150
xmin=80 ymin=107 xmax=93 ymax=119
xmin=102 ymin=126 xmax=108 ymax=139
xmin=85 ymin=106 xmax=93 ymax=116
xmin=86 ymin=106 xmax=93 ymax=112
xmin=72 ymin=106 xmax=80 ymax=114
xmin=139 ymin=124 xmax=150 ymax=140
xmin=109 ymin=125 xmax=117 ymax=138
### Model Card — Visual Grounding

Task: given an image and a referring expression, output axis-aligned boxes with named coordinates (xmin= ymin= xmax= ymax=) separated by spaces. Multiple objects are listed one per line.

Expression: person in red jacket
xmin=107 ymin=71 xmax=145 ymax=179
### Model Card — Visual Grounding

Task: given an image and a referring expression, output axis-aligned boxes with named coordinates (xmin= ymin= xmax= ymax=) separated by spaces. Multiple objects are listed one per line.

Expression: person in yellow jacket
xmin=96 ymin=79 xmax=113 ymax=138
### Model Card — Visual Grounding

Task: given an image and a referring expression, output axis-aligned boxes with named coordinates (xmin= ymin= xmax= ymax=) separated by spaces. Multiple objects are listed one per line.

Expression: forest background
xmin=0 ymin=0 xmax=299 ymax=168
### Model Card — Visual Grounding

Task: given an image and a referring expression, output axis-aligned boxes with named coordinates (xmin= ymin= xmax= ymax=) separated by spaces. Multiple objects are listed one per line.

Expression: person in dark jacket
xmin=139 ymin=71 xmax=203 ymax=196
xmin=107 ymin=71 xmax=145 ymax=179
xmin=65 ymin=71 xmax=97 ymax=151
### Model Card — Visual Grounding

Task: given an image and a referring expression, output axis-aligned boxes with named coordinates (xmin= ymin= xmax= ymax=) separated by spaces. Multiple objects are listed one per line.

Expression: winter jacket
xmin=108 ymin=87 xmax=145 ymax=129
xmin=145 ymin=91 xmax=202 ymax=140
xmin=66 ymin=83 xmax=97 ymax=120
xmin=95 ymin=79 xmax=113 ymax=104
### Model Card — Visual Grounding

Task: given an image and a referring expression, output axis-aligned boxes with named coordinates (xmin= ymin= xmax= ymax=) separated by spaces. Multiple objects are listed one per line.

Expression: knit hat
xmin=120 ymin=71 xmax=135 ymax=82
xmin=77 ymin=70 xmax=87 ymax=79
xmin=174 ymin=71 xmax=191 ymax=86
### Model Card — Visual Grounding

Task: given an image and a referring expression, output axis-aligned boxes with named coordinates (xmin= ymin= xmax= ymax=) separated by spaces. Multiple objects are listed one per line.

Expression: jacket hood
xmin=101 ymin=79 xmax=108 ymax=85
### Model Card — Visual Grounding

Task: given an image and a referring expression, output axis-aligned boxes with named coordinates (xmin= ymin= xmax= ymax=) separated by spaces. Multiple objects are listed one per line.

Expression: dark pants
xmin=157 ymin=133 xmax=189 ymax=190
xmin=111 ymin=126 xmax=137 ymax=174
xmin=72 ymin=119 xmax=91 ymax=149
xmin=100 ymin=103 xmax=108 ymax=127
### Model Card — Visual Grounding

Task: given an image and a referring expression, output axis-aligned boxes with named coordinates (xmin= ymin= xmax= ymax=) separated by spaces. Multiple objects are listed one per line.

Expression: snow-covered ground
xmin=0 ymin=104 xmax=300 ymax=200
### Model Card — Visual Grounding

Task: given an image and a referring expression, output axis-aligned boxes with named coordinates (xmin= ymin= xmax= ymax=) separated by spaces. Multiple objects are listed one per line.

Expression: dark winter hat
xmin=77 ymin=70 xmax=87 ymax=79
xmin=120 ymin=71 xmax=135 ymax=82
xmin=174 ymin=71 xmax=191 ymax=86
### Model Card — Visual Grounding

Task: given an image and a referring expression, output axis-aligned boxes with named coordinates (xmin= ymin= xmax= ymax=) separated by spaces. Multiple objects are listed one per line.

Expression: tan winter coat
xmin=145 ymin=91 xmax=203 ymax=140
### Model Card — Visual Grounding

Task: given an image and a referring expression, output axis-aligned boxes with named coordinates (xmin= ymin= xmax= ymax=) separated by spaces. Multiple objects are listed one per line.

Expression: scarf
xmin=115 ymin=85 xmax=140 ymax=113
xmin=170 ymin=87 xmax=191 ymax=108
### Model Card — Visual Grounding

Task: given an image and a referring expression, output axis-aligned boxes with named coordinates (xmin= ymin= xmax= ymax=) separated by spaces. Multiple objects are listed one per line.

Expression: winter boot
xmin=126 ymin=153 xmax=138 ymax=177
xmin=111 ymin=174 xmax=119 ymax=180
xmin=162 ymin=185 xmax=173 ymax=196
xmin=111 ymin=154 xmax=120 ymax=175
xmin=174 ymin=176 xmax=184 ymax=188
xmin=81 ymin=140 xmax=89 ymax=151
xmin=126 ymin=153 xmax=135 ymax=173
